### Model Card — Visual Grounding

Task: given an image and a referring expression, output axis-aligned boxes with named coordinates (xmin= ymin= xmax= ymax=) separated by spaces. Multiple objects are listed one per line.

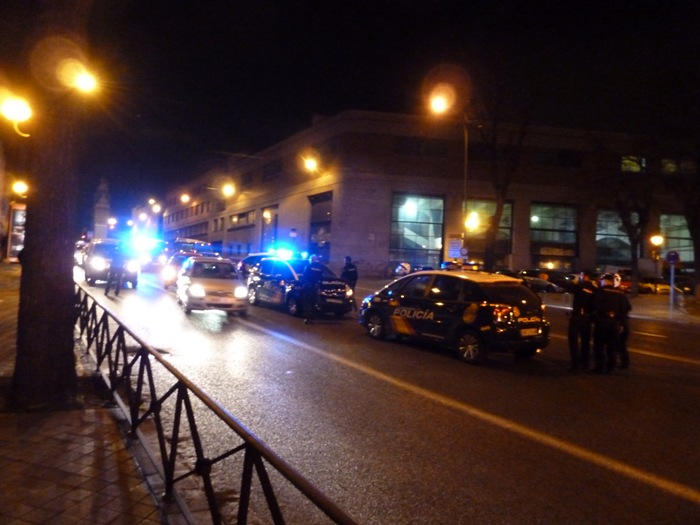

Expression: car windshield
xmin=92 ymin=244 xmax=115 ymax=257
xmin=191 ymin=262 xmax=237 ymax=279
xmin=480 ymin=282 xmax=541 ymax=305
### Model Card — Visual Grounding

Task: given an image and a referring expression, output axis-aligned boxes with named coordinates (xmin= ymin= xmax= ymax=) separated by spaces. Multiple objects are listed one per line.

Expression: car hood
xmin=189 ymin=277 xmax=245 ymax=292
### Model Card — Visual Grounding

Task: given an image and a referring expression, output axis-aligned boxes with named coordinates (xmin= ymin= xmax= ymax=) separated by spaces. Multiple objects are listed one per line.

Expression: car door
xmin=419 ymin=274 xmax=465 ymax=341
xmin=387 ymin=274 xmax=434 ymax=338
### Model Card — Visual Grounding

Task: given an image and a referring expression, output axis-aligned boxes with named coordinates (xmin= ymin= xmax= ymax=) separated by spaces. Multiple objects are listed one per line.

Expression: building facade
xmin=161 ymin=111 xmax=691 ymax=277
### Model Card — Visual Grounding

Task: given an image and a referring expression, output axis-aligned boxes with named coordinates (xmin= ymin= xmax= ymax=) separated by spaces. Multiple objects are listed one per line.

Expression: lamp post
xmin=650 ymin=234 xmax=664 ymax=278
xmin=429 ymin=84 xmax=470 ymax=262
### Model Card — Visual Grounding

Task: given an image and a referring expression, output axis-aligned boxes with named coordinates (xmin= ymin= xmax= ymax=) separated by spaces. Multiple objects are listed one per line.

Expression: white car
xmin=176 ymin=256 xmax=248 ymax=317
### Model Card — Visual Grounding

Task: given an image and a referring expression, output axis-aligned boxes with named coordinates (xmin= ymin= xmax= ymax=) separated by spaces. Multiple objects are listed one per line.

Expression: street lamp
xmin=1 ymin=95 xmax=32 ymax=137
xmin=650 ymin=234 xmax=664 ymax=277
xmin=429 ymin=83 xmax=470 ymax=238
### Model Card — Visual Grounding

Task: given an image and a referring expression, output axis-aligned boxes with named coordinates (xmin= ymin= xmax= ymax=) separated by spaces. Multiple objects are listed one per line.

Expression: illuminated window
xmin=621 ymin=156 xmax=645 ymax=173
xmin=530 ymin=204 xmax=577 ymax=268
xmin=390 ymin=193 xmax=444 ymax=268
xmin=661 ymin=214 xmax=693 ymax=265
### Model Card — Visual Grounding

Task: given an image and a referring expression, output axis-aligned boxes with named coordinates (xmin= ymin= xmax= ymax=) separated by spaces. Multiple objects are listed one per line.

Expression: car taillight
xmin=493 ymin=305 xmax=514 ymax=323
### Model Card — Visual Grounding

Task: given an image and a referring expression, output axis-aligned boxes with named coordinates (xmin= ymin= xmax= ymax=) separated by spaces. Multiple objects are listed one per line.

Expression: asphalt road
xmin=81 ymin=269 xmax=700 ymax=524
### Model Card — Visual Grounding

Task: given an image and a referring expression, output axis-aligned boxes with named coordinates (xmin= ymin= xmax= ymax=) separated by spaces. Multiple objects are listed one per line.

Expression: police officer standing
xmin=567 ymin=270 xmax=596 ymax=372
xmin=613 ymin=273 xmax=632 ymax=369
xmin=301 ymin=254 xmax=324 ymax=324
xmin=340 ymin=255 xmax=359 ymax=311
xmin=105 ymin=243 xmax=126 ymax=296
xmin=592 ymin=273 xmax=629 ymax=373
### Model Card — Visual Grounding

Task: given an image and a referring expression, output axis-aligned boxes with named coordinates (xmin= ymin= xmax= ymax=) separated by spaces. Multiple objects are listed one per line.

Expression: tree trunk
xmin=11 ymin=99 xmax=79 ymax=409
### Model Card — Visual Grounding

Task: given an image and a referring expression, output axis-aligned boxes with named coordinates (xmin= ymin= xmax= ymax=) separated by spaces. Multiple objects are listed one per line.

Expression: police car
xmin=247 ymin=256 xmax=354 ymax=317
xmin=359 ymin=269 xmax=550 ymax=363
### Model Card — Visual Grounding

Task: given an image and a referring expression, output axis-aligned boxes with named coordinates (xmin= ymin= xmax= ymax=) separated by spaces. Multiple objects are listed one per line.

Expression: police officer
xmin=105 ymin=243 xmax=126 ymax=296
xmin=301 ymin=254 xmax=324 ymax=324
xmin=567 ymin=270 xmax=596 ymax=372
xmin=340 ymin=255 xmax=359 ymax=311
xmin=592 ymin=273 xmax=629 ymax=373
xmin=613 ymin=273 xmax=632 ymax=369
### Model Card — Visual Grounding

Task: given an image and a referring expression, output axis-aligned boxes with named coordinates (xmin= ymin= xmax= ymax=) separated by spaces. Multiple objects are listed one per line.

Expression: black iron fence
xmin=75 ymin=284 xmax=358 ymax=525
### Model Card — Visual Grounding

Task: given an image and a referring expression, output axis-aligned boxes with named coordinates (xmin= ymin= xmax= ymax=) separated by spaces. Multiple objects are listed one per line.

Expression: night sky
xmin=1 ymin=1 xmax=698 ymax=231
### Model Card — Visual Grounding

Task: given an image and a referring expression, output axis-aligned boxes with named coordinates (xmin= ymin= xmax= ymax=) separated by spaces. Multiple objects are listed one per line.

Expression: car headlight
xmin=90 ymin=257 xmax=107 ymax=271
xmin=234 ymin=285 xmax=248 ymax=299
xmin=126 ymin=260 xmax=140 ymax=273
xmin=346 ymin=286 xmax=354 ymax=298
xmin=162 ymin=266 xmax=176 ymax=281
xmin=189 ymin=284 xmax=206 ymax=298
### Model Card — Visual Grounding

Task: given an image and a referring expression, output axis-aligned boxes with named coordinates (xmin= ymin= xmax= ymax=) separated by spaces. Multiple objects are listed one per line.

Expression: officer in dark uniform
xmin=105 ymin=243 xmax=126 ymax=296
xmin=301 ymin=254 xmax=324 ymax=324
xmin=613 ymin=273 xmax=633 ymax=369
xmin=567 ymin=270 xmax=596 ymax=372
xmin=592 ymin=273 xmax=629 ymax=373
xmin=340 ymin=255 xmax=359 ymax=311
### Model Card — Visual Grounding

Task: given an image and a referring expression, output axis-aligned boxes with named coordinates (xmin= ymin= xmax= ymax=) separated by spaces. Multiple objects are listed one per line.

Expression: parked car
xmin=247 ymin=256 xmax=354 ymax=317
xmin=161 ymin=251 xmax=198 ymax=289
xmin=519 ymin=269 xmax=571 ymax=291
xmin=638 ymin=277 xmax=671 ymax=294
xmin=359 ymin=269 xmax=550 ymax=364
xmin=520 ymin=275 xmax=565 ymax=293
xmin=175 ymin=256 xmax=248 ymax=316
xmin=82 ymin=239 xmax=139 ymax=288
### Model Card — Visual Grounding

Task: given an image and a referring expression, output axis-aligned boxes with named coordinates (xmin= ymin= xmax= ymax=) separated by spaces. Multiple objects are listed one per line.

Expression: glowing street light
xmin=1 ymin=95 xmax=32 ymax=137
xmin=180 ymin=194 xmax=191 ymax=204
xmin=12 ymin=181 xmax=29 ymax=197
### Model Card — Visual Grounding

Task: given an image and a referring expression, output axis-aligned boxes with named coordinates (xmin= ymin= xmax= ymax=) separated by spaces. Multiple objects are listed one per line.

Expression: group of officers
xmin=568 ymin=271 xmax=632 ymax=374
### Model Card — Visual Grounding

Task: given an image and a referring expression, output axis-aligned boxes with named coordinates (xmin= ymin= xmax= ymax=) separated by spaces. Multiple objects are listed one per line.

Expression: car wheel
xmin=365 ymin=310 xmax=386 ymax=339
xmin=286 ymin=296 xmax=301 ymax=316
xmin=456 ymin=331 xmax=486 ymax=364
xmin=248 ymin=288 xmax=259 ymax=305
xmin=182 ymin=300 xmax=192 ymax=314
xmin=545 ymin=284 xmax=556 ymax=293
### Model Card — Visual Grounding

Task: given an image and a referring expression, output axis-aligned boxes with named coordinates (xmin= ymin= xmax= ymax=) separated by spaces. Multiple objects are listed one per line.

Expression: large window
xmin=390 ymin=194 xmax=444 ymax=268
xmin=464 ymin=200 xmax=513 ymax=263
xmin=596 ymin=210 xmax=633 ymax=266
xmin=661 ymin=214 xmax=693 ymax=265
xmin=530 ymin=204 xmax=577 ymax=269
xmin=308 ymin=191 xmax=333 ymax=261
xmin=260 ymin=205 xmax=278 ymax=252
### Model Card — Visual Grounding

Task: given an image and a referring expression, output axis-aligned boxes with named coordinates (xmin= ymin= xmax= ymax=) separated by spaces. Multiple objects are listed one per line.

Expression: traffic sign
xmin=666 ymin=251 xmax=680 ymax=264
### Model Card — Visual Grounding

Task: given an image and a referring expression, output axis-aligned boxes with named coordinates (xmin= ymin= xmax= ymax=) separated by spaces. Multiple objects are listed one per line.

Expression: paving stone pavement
xmin=0 ymin=262 xmax=183 ymax=524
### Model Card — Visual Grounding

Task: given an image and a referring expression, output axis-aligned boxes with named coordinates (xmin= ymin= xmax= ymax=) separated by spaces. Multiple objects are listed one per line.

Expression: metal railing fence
xmin=75 ymin=284 xmax=358 ymax=525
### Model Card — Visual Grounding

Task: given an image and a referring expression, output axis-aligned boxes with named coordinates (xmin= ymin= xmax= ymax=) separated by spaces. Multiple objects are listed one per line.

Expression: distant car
xmin=161 ymin=251 xmax=198 ymax=289
xmin=175 ymin=256 xmax=248 ymax=316
xmin=638 ymin=277 xmax=671 ymax=294
xmin=359 ymin=269 xmax=550 ymax=364
xmin=247 ymin=256 xmax=354 ymax=317
xmin=520 ymin=275 xmax=564 ymax=293
xmin=82 ymin=239 xmax=139 ymax=288
xmin=519 ymin=269 xmax=571 ymax=291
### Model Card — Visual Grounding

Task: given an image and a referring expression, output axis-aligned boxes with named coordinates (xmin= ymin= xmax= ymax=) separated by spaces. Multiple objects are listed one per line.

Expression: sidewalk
xmin=0 ymin=262 xmax=173 ymax=524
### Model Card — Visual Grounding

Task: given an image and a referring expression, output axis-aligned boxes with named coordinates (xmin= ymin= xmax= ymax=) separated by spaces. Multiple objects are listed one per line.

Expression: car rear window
xmin=192 ymin=262 xmax=237 ymax=279
xmin=480 ymin=282 xmax=541 ymax=305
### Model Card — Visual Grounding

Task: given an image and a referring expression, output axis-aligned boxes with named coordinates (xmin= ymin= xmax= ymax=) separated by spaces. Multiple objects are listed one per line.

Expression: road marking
xmin=634 ymin=331 xmax=666 ymax=338
xmin=241 ymin=319 xmax=700 ymax=506
xmin=550 ymin=334 xmax=700 ymax=366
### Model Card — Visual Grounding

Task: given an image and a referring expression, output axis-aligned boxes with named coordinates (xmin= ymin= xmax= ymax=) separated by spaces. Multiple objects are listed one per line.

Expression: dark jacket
xmin=594 ymin=286 xmax=629 ymax=321
xmin=341 ymin=263 xmax=358 ymax=288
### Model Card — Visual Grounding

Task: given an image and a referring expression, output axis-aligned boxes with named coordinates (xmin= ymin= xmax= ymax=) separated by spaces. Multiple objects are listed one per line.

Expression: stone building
xmin=161 ymin=110 xmax=691 ymax=277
